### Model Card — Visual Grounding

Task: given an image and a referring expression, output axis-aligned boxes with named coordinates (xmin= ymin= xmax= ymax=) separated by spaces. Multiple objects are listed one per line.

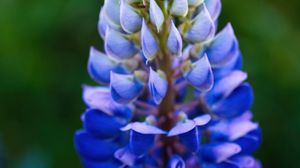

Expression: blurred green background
xmin=0 ymin=0 xmax=300 ymax=167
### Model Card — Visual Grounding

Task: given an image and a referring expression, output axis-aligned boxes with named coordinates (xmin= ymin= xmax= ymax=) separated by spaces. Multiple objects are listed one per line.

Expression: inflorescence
xmin=74 ymin=0 xmax=262 ymax=167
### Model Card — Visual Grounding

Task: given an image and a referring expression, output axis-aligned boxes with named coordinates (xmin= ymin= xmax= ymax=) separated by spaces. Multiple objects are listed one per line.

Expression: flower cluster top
xmin=74 ymin=0 xmax=262 ymax=167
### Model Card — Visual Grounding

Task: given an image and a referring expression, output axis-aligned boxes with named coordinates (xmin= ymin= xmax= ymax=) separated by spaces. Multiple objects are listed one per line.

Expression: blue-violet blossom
xmin=75 ymin=0 xmax=262 ymax=167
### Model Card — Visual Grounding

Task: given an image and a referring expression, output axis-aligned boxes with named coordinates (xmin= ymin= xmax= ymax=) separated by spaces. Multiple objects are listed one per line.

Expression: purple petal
xmin=105 ymin=28 xmax=138 ymax=60
xmin=229 ymin=155 xmax=260 ymax=168
xmin=167 ymin=21 xmax=183 ymax=56
xmin=185 ymin=4 xmax=215 ymax=43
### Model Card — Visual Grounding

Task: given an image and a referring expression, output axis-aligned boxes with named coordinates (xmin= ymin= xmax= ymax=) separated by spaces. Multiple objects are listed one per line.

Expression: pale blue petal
xmin=120 ymin=0 xmax=142 ymax=33
xmin=149 ymin=0 xmax=164 ymax=31
xmin=188 ymin=0 xmax=204 ymax=7
xmin=148 ymin=68 xmax=168 ymax=104
xmin=103 ymin=0 xmax=121 ymax=28
xmin=98 ymin=8 xmax=108 ymax=39
xmin=229 ymin=155 xmax=260 ymax=168
xmin=194 ymin=114 xmax=211 ymax=126
xmin=209 ymin=119 xmax=258 ymax=141
xmin=170 ymin=0 xmax=189 ymax=17
xmin=114 ymin=146 xmax=137 ymax=166
xmin=110 ymin=72 xmax=144 ymax=104
xmin=168 ymin=155 xmax=186 ymax=168
xmin=82 ymin=85 xmax=133 ymax=121
xmin=206 ymin=23 xmax=239 ymax=67
xmin=121 ymin=122 xmax=166 ymax=134
xmin=185 ymin=4 xmax=215 ymax=43
xmin=201 ymin=142 xmax=241 ymax=163
xmin=141 ymin=20 xmax=159 ymax=60
xmin=167 ymin=21 xmax=183 ymax=56
xmin=183 ymin=54 xmax=214 ymax=92
xmin=105 ymin=28 xmax=138 ymax=60
xmin=204 ymin=0 xmax=221 ymax=21
xmin=168 ymin=120 xmax=196 ymax=136
xmin=88 ymin=46 xmax=127 ymax=84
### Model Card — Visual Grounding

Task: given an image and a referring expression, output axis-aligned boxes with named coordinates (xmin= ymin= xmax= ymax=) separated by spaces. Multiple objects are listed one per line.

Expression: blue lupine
xmin=75 ymin=0 xmax=262 ymax=167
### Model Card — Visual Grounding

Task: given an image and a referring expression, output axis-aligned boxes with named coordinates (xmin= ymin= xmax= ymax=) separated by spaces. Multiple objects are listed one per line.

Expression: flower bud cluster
xmin=74 ymin=0 xmax=262 ymax=167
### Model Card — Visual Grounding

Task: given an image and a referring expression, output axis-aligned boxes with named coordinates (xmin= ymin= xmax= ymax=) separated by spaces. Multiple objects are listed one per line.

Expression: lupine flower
xmin=75 ymin=0 xmax=262 ymax=167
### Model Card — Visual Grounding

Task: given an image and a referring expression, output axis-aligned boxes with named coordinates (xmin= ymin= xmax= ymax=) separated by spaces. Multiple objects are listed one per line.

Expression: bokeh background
xmin=0 ymin=0 xmax=300 ymax=167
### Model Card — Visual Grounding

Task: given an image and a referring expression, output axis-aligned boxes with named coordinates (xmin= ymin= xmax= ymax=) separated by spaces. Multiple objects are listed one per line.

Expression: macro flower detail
xmin=75 ymin=0 xmax=262 ymax=167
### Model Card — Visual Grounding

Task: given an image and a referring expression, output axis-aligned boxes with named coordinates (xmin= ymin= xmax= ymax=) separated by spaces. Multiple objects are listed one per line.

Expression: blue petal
xmin=212 ymin=83 xmax=254 ymax=118
xmin=234 ymin=128 xmax=262 ymax=155
xmin=170 ymin=0 xmax=189 ymax=17
xmin=130 ymin=131 xmax=155 ymax=156
xmin=105 ymin=28 xmax=138 ymax=60
xmin=110 ymin=72 xmax=144 ymax=104
xmin=185 ymin=4 xmax=215 ymax=43
xmin=201 ymin=142 xmax=241 ymax=163
xmin=204 ymin=0 xmax=222 ymax=21
xmin=114 ymin=146 xmax=137 ymax=166
xmin=120 ymin=0 xmax=142 ymax=33
xmin=188 ymin=0 xmax=204 ymax=7
xmin=168 ymin=155 xmax=186 ymax=168
xmin=149 ymin=0 xmax=165 ymax=31
xmin=206 ymin=23 xmax=239 ymax=67
xmin=183 ymin=54 xmax=214 ymax=92
xmin=141 ymin=20 xmax=159 ymax=61
xmin=167 ymin=21 xmax=183 ymax=56
xmin=74 ymin=130 xmax=118 ymax=161
xmin=82 ymin=109 xmax=124 ymax=139
xmin=121 ymin=122 xmax=165 ymax=155
xmin=88 ymin=47 xmax=127 ymax=84
xmin=179 ymin=127 xmax=201 ymax=153
xmin=103 ymin=0 xmax=121 ymax=28
xmin=81 ymin=159 xmax=122 ymax=168
xmin=82 ymin=85 xmax=133 ymax=120
xmin=148 ymin=68 xmax=168 ymax=104
xmin=205 ymin=70 xmax=247 ymax=106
